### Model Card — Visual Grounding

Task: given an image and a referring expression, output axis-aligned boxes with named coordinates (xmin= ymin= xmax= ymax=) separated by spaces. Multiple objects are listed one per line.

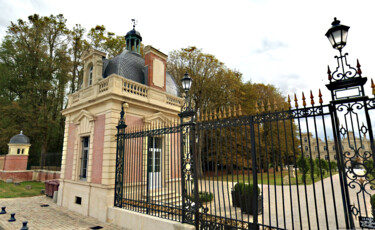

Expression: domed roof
xmin=9 ymin=131 xmax=30 ymax=144
xmin=166 ymin=72 xmax=179 ymax=97
xmin=103 ymin=50 xmax=145 ymax=83
xmin=125 ymin=29 xmax=142 ymax=39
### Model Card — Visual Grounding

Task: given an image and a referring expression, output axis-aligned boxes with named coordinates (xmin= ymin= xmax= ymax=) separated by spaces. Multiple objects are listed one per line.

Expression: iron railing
xmin=114 ymin=51 xmax=375 ymax=229
xmin=114 ymin=95 xmax=375 ymax=229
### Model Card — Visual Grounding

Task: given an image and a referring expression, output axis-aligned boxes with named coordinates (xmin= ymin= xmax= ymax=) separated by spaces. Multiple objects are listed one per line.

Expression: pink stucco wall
xmin=64 ymin=123 xmax=76 ymax=180
xmin=124 ymin=138 xmax=143 ymax=184
xmin=125 ymin=115 xmax=143 ymax=126
xmin=170 ymin=133 xmax=181 ymax=179
xmin=2 ymin=155 xmax=28 ymax=171
xmin=123 ymin=115 xmax=144 ymax=184
xmin=91 ymin=114 xmax=105 ymax=184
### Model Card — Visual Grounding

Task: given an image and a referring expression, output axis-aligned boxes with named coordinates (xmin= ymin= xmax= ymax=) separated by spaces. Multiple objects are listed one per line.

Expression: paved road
xmin=0 ymin=196 xmax=124 ymax=230
xmin=198 ymin=174 xmax=374 ymax=229
xmin=1 ymin=175 xmax=372 ymax=230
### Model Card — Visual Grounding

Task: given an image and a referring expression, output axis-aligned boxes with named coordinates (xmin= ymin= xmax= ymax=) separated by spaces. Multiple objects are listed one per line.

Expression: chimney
xmin=144 ymin=46 xmax=167 ymax=91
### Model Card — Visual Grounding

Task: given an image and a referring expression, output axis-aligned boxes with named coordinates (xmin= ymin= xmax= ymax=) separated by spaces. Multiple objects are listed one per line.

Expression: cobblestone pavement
xmin=0 ymin=196 xmax=124 ymax=230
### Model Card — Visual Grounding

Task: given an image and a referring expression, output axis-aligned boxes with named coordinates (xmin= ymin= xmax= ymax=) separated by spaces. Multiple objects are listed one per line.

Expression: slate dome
xmin=9 ymin=131 xmax=30 ymax=144
xmin=101 ymin=26 xmax=179 ymax=97
xmin=103 ymin=50 xmax=145 ymax=84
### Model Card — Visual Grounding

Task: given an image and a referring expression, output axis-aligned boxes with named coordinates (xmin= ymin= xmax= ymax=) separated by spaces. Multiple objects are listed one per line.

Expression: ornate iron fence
xmin=114 ymin=53 xmax=375 ymax=229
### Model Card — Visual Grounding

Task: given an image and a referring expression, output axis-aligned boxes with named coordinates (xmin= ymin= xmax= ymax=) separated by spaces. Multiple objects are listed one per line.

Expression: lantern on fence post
xmin=180 ymin=72 xmax=195 ymax=119
xmin=178 ymin=71 xmax=199 ymax=227
xmin=325 ymin=17 xmax=350 ymax=52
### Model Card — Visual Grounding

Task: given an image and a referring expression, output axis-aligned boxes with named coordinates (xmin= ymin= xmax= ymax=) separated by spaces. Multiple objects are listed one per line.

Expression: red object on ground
xmin=45 ymin=179 xmax=59 ymax=197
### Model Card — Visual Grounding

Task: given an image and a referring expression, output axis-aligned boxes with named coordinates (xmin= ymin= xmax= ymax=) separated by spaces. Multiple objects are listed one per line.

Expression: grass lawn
xmin=205 ymin=170 xmax=339 ymax=185
xmin=0 ymin=181 xmax=45 ymax=198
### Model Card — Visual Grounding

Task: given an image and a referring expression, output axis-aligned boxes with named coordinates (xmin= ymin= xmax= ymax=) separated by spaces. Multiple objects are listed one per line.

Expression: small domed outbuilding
xmin=0 ymin=131 xmax=31 ymax=171
xmin=8 ymin=131 xmax=31 ymax=156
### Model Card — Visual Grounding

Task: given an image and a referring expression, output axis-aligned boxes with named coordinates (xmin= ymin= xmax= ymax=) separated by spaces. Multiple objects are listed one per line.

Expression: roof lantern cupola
xmin=125 ymin=19 xmax=142 ymax=54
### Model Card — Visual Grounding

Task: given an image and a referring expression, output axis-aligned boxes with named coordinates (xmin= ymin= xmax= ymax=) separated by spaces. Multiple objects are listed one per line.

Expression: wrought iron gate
xmin=114 ymin=57 xmax=375 ymax=230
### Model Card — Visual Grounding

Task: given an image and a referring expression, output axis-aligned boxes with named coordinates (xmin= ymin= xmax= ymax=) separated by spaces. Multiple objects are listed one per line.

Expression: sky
xmin=0 ymin=0 xmax=375 ymax=105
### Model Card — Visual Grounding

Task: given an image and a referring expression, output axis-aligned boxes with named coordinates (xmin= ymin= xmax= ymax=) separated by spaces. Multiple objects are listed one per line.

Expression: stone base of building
xmin=57 ymin=180 xmax=114 ymax=222
xmin=107 ymin=207 xmax=195 ymax=230
xmin=57 ymin=180 xmax=193 ymax=229
xmin=0 ymin=170 xmax=60 ymax=182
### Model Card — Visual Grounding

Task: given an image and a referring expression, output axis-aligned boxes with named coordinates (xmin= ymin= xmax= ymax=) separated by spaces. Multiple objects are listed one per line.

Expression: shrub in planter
xmin=240 ymin=184 xmax=262 ymax=215
xmin=187 ymin=191 xmax=214 ymax=203
xmin=231 ymin=183 xmax=245 ymax=207
xmin=371 ymin=194 xmax=375 ymax=217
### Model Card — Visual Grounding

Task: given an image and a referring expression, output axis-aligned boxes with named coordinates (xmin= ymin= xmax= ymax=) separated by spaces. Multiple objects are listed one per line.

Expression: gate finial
xmin=261 ymin=101 xmax=265 ymax=112
xmin=319 ymin=89 xmax=323 ymax=104
xmin=356 ymin=59 xmax=362 ymax=76
xmin=274 ymin=99 xmax=278 ymax=111
xmin=302 ymin=92 xmax=306 ymax=107
xmin=288 ymin=95 xmax=291 ymax=109
xmin=327 ymin=66 xmax=332 ymax=81
xmin=310 ymin=90 xmax=315 ymax=106
xmin=238 ymin=104 xmax=242 ymax=116
xmin=228 ymin=106 xmax=232 ymax=118
xmin=371 ymin=78 xmax=375 ymax=96
xmin=294 ymin=94 xmax=298 ymax=108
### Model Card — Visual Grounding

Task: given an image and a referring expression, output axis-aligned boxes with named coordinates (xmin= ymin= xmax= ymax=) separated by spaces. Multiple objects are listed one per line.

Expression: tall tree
xmin=68 ymin=24 xmax=86 ymax=93
xmin=167 ymin=46 xmax=243 ymax=112
xmin=87 ymin=25 xmax=126 ymax=58
xmin=168 ymin=46 xmax=244 ymax=176
xmin=0 ymin=14 xmax=71 ymax=165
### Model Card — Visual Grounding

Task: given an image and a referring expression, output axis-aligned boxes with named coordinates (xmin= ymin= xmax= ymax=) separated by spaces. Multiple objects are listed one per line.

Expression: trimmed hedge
xmin=187 ymin=191 xmax=214 ymax=203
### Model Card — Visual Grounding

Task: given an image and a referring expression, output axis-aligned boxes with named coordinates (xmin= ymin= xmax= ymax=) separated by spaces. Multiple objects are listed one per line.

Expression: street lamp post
xmin=178 ymin=72 xmax=199 ymax=228
xmin=325 ymin=18 xmax=371 ymax=229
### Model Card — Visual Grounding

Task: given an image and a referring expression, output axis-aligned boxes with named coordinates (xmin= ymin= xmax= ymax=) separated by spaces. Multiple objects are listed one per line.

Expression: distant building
xmin=300 ymin=131 xmax=371 ymax=165
xmin=0 ymin=131 xmax=30 ymax=171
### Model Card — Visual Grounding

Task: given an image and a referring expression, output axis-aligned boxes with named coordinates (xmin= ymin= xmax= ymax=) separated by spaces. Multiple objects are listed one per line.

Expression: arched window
xmin=88 ymin=65 xmax=93 ymax=86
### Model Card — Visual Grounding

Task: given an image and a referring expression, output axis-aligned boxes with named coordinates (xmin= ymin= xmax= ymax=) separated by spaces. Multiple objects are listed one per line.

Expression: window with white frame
xmin=88 ymin=66 xmax=93 ymax=86
xmin=80 ymin=137 xmax=89 ymax=180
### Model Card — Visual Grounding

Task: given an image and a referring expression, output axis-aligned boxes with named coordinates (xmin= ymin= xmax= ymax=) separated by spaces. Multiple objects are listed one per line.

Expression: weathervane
xmin=131 ymin=19 xmax=138 ymax=30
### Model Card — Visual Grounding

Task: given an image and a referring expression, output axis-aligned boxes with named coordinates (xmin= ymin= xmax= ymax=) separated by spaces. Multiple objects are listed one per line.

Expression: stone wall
xmin=0 ymin=170 xmax=60 ymax=182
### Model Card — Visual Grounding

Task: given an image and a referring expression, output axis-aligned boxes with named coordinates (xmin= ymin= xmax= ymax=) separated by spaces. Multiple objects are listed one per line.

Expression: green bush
xmin=297 ymin=155 xmax=310 ymax=182
xmin=329 ymin=161 xmax=338 ymax=171
xmin=234 ymin=183 xmax=260 ymax=197
xmin=314 ymin=158 xmax=329 ymax=176
xmin=234 ymin=182 xmax=245 ymax=193
xmin=187 ymin=191 xmax=214 ymax=203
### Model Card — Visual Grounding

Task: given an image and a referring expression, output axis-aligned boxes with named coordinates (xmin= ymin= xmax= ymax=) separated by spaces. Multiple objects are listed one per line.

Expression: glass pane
xmin=328 ymin=34 xmax=336 ymax=47
xmin=342 ymin=30 xmax=348 ymax=43
xmin=81 ymin=137 xmax=89 ymax=179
